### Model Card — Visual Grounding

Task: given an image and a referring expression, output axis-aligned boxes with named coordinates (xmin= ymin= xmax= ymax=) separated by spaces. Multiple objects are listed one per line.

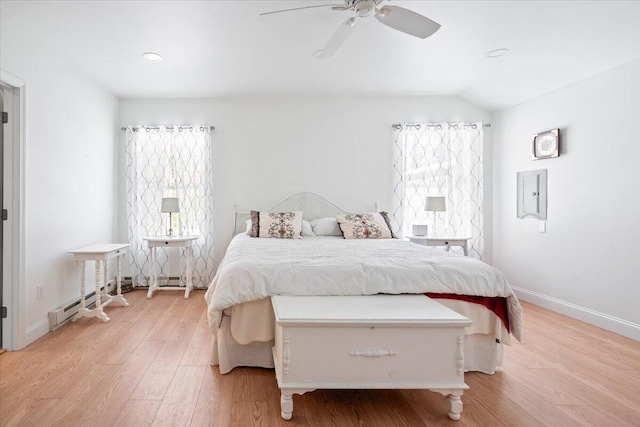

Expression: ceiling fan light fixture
xmin=376 ymin=7 xmax=390 ymax=18
xmin=142 ymin=52 xmax=163 ymax=62
xmin=486 ymin=48 xmax=510 ymax=59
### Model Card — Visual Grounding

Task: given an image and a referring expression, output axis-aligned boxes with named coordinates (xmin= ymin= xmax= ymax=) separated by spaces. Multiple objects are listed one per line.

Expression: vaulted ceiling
xmin=3 ymin=0 xmax=639 ymax=110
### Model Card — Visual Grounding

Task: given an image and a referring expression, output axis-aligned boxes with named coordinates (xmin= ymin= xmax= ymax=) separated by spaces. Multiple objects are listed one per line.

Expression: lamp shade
xmin=425 ymin=196 xmax=446 ymax=212
xmin=161 ymin=197 xmax=180 ymax=213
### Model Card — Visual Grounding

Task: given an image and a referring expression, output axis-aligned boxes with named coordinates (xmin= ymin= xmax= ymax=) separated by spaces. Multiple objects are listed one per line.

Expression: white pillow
xmin=301 ymin=220 xmax=315 ymax=237
xmin=246 ymin=218 xmax=315 ymax=237
xmin=310 ymin=217 xmax=343 ymax=236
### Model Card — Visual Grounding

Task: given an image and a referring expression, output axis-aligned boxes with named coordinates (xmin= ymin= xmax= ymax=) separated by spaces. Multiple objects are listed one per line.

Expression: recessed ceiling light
xmin=486 ymin=48 xmax=509 ymax=59
xmin=142 ymin=52 xmax=163 ymax=62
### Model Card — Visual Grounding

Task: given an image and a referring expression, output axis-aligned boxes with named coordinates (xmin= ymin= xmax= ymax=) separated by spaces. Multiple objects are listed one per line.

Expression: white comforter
xmin=205 ymin=235 xmax=523 ymax=341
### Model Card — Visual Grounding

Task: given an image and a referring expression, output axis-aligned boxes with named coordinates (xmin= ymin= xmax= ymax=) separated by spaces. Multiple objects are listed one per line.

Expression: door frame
xmin=1 ymin=70 xmax=26 ymax=350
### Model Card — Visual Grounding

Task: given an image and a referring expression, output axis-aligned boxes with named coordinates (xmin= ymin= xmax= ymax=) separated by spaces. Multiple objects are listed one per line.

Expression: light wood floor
xmin=1 ymin=290 xmax=639 ymax=427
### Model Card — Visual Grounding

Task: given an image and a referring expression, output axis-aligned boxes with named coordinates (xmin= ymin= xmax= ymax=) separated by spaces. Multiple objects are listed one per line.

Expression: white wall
xmin=1 ymin=7 xmax=119 ymax=346
xmin=492 ymin=60 xmax=640 ymax=339
xmin=119 ymin=96 xmax=492 ymax=269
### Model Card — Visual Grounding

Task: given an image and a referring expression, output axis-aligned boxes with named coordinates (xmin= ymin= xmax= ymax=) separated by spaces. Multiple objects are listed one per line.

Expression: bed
xmin=205 ymin=193 xmax=523 ymax=375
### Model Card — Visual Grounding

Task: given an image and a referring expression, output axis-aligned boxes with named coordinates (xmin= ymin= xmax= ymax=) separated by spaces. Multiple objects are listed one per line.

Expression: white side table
xmin=144 ymin=236 xmax=198 ymax=299
xmin=408 ymin=235 xmax=471 ymax=256
xmin=68 ymin=243 xmax=130 ymax=323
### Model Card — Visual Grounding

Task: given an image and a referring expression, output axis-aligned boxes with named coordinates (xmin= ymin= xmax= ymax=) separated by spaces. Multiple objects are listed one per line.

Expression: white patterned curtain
xmin=125 ymin=125 xmax=215 ymax=287
xmin=392 ymin=123 xmax=484 ymax=259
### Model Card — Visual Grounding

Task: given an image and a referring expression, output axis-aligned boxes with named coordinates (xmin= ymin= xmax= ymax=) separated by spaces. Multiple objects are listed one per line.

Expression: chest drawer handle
xmin=349 ymin=349 xmax=398 ymax=358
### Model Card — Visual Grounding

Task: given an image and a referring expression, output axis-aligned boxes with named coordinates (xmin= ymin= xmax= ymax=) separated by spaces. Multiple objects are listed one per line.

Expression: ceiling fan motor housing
xmin=350 ymin=0 xmax=383 ymax=17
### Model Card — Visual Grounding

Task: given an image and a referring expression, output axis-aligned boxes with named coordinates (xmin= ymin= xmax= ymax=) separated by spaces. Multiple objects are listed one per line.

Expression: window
xmin=392 ymin=123 xmax=484 ymax=258
xmin=125 ymin=125 xmax=215 ymax=287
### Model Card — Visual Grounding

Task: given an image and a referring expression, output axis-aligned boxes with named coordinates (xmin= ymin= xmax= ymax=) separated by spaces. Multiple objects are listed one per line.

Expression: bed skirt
xmin=210 ymin=316 xmax=275 ymax=373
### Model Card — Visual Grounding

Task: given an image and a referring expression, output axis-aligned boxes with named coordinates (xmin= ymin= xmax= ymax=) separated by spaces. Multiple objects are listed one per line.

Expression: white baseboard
xmin=512 ymin=286 xmax=640 ymax=342
xmin=24 ymin=280 xmax=118 ymax=347
xmin=25 ymin=319 xmax=50 ymax=346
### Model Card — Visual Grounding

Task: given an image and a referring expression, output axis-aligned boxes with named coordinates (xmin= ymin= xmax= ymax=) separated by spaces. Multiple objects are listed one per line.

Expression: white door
xmin=0 ymin=86 xmax=5 ymax=349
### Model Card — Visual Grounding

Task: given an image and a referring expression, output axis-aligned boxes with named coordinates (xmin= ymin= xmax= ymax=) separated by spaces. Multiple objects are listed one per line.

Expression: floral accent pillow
xmin=246 ymin=218 xmax=314 ymax=237
xmin=335 ymin=212 xmax=394 ymax=239
xmin=250 ymin=211 xmax=303 ymax=239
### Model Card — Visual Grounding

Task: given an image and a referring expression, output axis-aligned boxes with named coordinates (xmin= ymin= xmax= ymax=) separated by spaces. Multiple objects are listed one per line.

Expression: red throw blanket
xmin=425 ymin=293 xmax=510 ymax=333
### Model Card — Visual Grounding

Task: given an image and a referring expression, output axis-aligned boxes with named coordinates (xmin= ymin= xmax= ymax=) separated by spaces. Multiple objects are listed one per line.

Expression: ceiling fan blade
xmin=315 ymin=17 xmax=357 ymax=59
xmin=260 ymin=4 xmax=345 ymax=17
xmin=375 ymin=6 xmax=441 ymax=39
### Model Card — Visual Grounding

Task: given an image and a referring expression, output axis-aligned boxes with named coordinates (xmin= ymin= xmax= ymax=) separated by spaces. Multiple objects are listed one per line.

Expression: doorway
xmin=0 ymin=73 xmax=25 ymax=351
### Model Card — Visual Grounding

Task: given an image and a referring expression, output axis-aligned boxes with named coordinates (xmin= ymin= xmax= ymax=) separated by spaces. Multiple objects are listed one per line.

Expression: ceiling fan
xmin=260 ymin=0 xmax=441 ymax=58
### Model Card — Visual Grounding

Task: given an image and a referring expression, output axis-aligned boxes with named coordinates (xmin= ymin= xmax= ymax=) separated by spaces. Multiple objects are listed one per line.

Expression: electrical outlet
xmin=37 ymin=284 xmax=44 ymax=299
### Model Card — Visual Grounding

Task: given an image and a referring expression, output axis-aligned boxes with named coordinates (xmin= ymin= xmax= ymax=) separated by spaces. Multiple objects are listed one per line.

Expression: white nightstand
xmin=143 ymin=235 xmax=199 ymax=298
xmin=407 ymin=235 xmax=470 ymax=256
xmin=68 ymin=243 xmax=130 ymax=323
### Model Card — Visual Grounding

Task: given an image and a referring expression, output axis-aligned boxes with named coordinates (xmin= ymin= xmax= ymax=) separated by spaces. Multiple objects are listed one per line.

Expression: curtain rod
xmin=392 ymin=122 xmax=491 ymax=130
xmin=120 ymin=125 xmax=215 ymax=131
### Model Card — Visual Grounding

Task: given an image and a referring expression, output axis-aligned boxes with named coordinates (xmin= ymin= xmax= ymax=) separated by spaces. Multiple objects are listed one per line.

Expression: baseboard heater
xmin=127 ymin=276 xmax=183 ymax=289
xmin=48 ymin=279 xmax=116 ymax=331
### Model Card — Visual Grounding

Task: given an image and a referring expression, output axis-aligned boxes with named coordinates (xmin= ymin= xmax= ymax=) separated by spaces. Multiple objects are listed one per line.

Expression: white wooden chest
xmin=271 ymin=295 xmax=472 ymax=421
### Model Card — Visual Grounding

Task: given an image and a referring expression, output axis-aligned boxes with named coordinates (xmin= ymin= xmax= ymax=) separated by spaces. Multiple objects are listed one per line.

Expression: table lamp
xmin=425 ymin=196 xmax=446 ymax=236
xmin=161 ymin=197 xmax=180 ymax=236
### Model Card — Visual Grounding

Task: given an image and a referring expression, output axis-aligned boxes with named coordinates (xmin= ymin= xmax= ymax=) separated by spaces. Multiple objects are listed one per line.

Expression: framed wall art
xmin=532 ymin=128 xmax=559 ymax=160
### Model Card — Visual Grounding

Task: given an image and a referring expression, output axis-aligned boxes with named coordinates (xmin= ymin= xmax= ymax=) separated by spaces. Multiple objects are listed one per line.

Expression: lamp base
xmin=432 ymin=214 xmax=438 ymax=237
xmin=167 ymin=212 xmax=174 ymax=236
